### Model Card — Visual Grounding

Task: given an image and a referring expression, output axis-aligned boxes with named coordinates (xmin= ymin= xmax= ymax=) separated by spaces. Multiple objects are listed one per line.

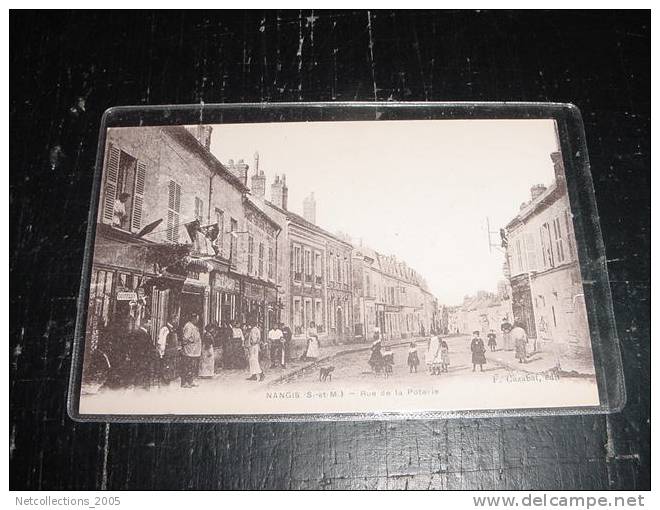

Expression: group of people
xmin=364 ymin=320 xmax=531 ymax=377
xmin=89 ymin=313 xmax=295 ymax=390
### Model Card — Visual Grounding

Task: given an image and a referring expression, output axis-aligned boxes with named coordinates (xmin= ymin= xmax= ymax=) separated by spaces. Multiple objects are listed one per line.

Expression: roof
xmin=264 ymin=200 xmax=353 ymax=248
xmin=163 ymin=126 xmax=248 ymax=193
xmin=462 ymin=292 xmax=503 ymax=311
xmin=243 ymin=197 xmax=282 ymax=233
xmin=505 ymin=179 xmax=565 ymax=231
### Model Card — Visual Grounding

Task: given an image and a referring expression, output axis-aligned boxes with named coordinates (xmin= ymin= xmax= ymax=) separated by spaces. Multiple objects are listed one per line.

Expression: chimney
xmin=226 ymin=158 xmax=249 ymax=186
xmin=250 ymin=151 xmax=266 ymax=198
xmin=271 ymin=174 xmax=288 ymax=210
xmin=530 ymin=184 xmax=547 ymax=200
xmin=550 ymin=151 xmax=566 ymax=188
xmin=303 ymin=192 xmax=316 ymax=224
xmin=187 ymin=125 xmax=213 ymax=150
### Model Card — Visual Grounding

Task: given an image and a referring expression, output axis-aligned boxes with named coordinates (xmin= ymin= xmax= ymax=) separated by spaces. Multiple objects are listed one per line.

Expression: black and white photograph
xmin=11 ymin=9 xmax=649 ymax=494
xmin=77 ymin=118 xmax=601 ymax=416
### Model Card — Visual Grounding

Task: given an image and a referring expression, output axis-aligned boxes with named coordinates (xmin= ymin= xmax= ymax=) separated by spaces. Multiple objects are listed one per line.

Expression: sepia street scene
xmin=78 ymin=119 xmax=600 ymax=415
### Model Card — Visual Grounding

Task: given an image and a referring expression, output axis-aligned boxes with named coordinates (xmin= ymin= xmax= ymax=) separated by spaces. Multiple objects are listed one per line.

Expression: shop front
xmin=210 ymin=271 xmax=240 ymax=326
xmin=237 ymin=274 xmax=278 ymax=333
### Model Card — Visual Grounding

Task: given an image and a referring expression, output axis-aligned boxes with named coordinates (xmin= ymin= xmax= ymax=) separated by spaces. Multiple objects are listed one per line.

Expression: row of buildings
xmin=86 ymin=125 xmax=439 ymax=355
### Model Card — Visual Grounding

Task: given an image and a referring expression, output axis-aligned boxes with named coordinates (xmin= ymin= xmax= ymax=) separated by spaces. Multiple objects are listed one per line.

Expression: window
xmin=552 ymin=217 xmax=566 ymax=264
xmin=304 ymin=249 xmax=312 ymax=283
xmin=523 ymin=232 xmax=538 ymax=272
xmin=102 ymin=145 xmax=145 ymax=233
xmin=565 ymin=211 xmax=575 ymax=261
xmin=230 ymin=218 xmax=238 ymax=261
xmin=247 ymin=235 xmax=254 ymax=274
xmin=194 ymin=197 xmax=204 ymax=222
xmin=293 ymin=298 xmax=302 ymax=334
xmin=293 ymin=245 xmax=302 ymax=281
xmin=515 ymin=238 xmax=524 ymax=273
xmin=315 ymin=299 xmax=323 ymax=331
xmin=268 ymin=246 xmax=274 ymax=280
xmin=315 ymin=252 xmax=322 ymax=284
xmin=337 ymin=255 xmax=342 ymax=283
xmin=304 ymin=299 xmax=312 ymax=328
xmin=540 ymin=223 xmax=555 ymax=268
xmin=166 ymin=180 xmax=182 ymax=242
xmin=258 ymin=242 xmax=264 ymax=278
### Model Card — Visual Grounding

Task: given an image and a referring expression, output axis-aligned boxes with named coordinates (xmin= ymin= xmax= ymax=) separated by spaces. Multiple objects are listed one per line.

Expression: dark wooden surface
xmin=10 ymin=10 xmax=649 ymax=490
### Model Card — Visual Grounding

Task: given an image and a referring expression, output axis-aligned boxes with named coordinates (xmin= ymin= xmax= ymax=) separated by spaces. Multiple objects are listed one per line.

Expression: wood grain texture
xmin=10 ymin=10 xmax=649 ymax=490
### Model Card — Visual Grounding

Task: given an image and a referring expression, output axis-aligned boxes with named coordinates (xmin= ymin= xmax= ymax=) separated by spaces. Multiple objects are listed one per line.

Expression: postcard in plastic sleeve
xmin=67 ymin=102 xmax=625 ymax=422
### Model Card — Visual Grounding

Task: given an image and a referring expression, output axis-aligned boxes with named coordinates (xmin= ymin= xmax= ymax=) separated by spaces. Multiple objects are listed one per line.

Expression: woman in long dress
xmin=426 ymin=334 xmax=441 ymax=375
xmin=199 ymin=324 xmax=216 ymax=378
xmin=369 ymin=339 xmax=384 ymax=373
xmin=303 ymin=321 xmax=320 ymax=360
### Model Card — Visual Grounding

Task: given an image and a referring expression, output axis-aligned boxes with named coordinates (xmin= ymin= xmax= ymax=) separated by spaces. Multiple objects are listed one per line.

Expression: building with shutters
xmin=262 ymin=193 xmax=354 ymax=347
xmin=352 ymin=244 xmax=439 ymax=342
xmin=503 ymin=151 xmax=592 ymax=362
xmin=87 ymin=125 xmax=280 ymax=365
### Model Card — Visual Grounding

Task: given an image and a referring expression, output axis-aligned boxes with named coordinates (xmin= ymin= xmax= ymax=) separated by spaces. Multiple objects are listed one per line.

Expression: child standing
xmin=487 ymin=329 xmax=497 ymax=351
xmin=407 ymin=342 xmax=420 ymax=373
xmin=440 ymin=339 xmax=450 ymax=373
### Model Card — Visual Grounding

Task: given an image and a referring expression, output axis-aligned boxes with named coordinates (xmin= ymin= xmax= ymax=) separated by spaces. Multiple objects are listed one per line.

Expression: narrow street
xmin=272 ymin=334 xmax=512 ymax=390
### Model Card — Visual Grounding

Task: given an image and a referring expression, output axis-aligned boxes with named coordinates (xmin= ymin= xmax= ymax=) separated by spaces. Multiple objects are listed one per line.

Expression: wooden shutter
xmin=131 ymin=160 xmax=146 ymax=232
xmin=102 ymin=144 xmax=121 ymax=223
xmin=167 ymin=180 xmax=181 ymax=242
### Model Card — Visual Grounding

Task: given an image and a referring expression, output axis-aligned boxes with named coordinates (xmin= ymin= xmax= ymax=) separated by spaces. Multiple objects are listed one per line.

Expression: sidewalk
xmin=484 ymin=345 xmax=596 ymax=377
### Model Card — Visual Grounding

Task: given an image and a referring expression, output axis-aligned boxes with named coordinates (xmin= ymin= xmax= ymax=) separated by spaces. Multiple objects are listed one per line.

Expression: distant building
xmin=456 ymin=290 xmax=512 ymax=337
xmin=352 ymin=244 xmax=438 ymax=341
xmin=503 ymin=151 xmax=591 ymax=358
xmin=263 ymin=189 xmax=354 ymax=346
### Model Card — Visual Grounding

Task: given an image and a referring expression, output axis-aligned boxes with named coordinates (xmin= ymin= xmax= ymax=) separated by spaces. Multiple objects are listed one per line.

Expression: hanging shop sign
xmin=116 ymin=291 xmax=138 ymax=301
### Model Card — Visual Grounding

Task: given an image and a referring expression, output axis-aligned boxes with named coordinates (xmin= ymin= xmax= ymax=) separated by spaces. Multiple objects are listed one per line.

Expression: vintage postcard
xmin=74 ymin=116 xmax=603 ymax=417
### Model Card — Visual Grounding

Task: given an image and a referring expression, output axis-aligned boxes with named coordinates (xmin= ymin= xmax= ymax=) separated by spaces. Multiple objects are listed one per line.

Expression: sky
xmin=209 ymin=119 xmax=559 ymax=306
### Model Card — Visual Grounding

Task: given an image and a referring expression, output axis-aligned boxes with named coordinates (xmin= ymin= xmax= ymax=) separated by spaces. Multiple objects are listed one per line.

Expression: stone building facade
xmin=352 ymin=245 xmax=439 ymax=342
xmin=89 ymin=125 xmax=280 ymax=356
xmin=503 ymin=151 xmax=592 ymax=361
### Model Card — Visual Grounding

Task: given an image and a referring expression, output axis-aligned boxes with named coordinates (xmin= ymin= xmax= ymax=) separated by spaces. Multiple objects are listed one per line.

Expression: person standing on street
xmin=199 ymin=323 xmax=216 ymax=378
xmin=247 ymin=323 xmax=265 ymax=381
xmin=157 ymin=317 xmax=179 ymax=386
xmin=303 ymin=321 xmax=320 ymax=360
xmin=132 ymin=319 xmax=157 ymax=389
xmin=426 ymin=333 xmax=441 ymax=375
xmin=440 ymin=338 xmax=450 ymax=373
xmin=280 ymin=323 xmax=292 ymax=367
xmin=407 ymin=342 xmax=420 ymax=373
xmin=487 ymin=329 xmax=497 ymax=351
xmin=511 ymin=322 xmax=529 ymax=363
xmin=180 ymin=313 xmax=202 ymax=388
xmin=227 ymin=321 xmax=245 ymax=369
xmin=268 ymin=324 xmax=285 ymax=368
xmin=471 ymin=330 xmax=487 ymax=372
xmin=501 ymin=317 xmax=513 ymax=351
